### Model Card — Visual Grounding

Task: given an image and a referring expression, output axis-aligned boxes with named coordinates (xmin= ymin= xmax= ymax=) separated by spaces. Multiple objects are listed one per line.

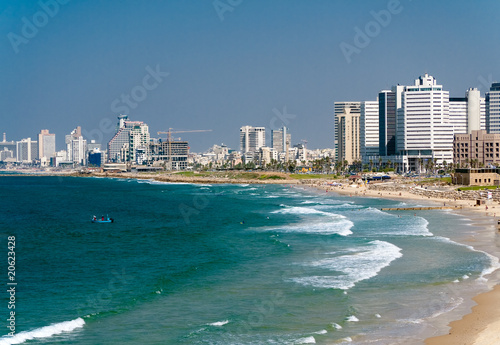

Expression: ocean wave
xmin=295 ymin=336 xmax=316 ymax=344
xmin=345 ymin=315 xmax=359 ymax=322
xmin=207 ymin=320 xmax=229 ymax=327
xmin=291 ymin=240 xmax=402 ymax=289
xmin=272 ymin=205 xmax=341 ymax=217
xmin=0 ymin=318 xmax=85 ymax=345
xmin=433 ymin=236 xmax=500 ymax=279
xmin=264 ymin=216 xmax=354 ymax=236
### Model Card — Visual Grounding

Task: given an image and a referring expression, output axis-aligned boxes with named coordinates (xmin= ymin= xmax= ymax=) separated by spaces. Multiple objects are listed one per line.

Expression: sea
xmin=1 ymin=175 xmax=499 ymax=345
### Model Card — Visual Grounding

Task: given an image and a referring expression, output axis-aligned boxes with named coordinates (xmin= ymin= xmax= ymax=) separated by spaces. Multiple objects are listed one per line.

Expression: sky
xmin=1 ymin=0 xmax=500 ymax=152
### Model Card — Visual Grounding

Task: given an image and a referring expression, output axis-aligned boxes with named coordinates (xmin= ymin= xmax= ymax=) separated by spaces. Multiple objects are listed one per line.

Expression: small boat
xmin=91 ymin=215 xmax=114 ymax=223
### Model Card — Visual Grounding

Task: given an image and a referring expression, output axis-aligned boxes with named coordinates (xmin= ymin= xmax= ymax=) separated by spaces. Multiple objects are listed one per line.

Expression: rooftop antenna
xmin=2 ymin=133 xmax=5 ymax=142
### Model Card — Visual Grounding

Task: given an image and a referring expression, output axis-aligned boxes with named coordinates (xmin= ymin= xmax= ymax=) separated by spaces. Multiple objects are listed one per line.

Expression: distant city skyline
xmin=2 ymin=1 xmax=500 ymax=152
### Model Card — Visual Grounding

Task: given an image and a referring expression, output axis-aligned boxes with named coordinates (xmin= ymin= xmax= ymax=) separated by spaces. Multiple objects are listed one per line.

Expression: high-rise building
xmin=149 ymin=140 xmax=189 ymax=170
xmin=360 ymin=100 xmax=379 ymax=159
xmin=38 ymin=129 xmax=56 ymax=160
xmin=108 ymin=115 xmax=150 ymax=163
xmin=335 ymin=106 xmax=361 ymax=164
xmin=449 ymin=88 xmax=486 ymax=135
xmin=486 ymin=83 xmax=500 ymax=134
xmin=16 ymin=138 xmax=38 ymax=163
xmin=334 ymin=102 xmax=360 ymax=161
xmin=239 ymin=126 xmax=265 ymax=153
xmin=271 ymin=127 xmax=291 ymax=154
xmin=396 ymin=73 xmax=454 ymax=169
xmin=65 ymin=126 xmax=87 ymax=165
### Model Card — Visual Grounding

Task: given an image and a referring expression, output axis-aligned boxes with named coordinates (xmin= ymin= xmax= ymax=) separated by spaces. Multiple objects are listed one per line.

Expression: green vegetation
xmin=174 ymin=171 xmax=211 ymax=177
xmin=258 ymin=174 xmax=286 ymax=180
xmin=420 ymin=176 xmax=452 ymax=184
xmin=289 ymin=173 xmax=337 ymax=179
xmin=457 ymin=185 xmax=500 ymax=191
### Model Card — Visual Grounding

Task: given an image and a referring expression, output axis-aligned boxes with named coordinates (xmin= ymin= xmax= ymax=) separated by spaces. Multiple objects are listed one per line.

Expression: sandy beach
xmin=304 ymin=181 xmax=500 ymax=345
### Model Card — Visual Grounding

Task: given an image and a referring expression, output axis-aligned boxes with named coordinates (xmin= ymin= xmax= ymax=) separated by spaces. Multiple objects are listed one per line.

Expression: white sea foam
xmin=313 ymin=329 xmax=327 ymax=334
xmin=331 ymin=323 xmax=342 ymax=329
xmin=372 ymin=215 xmax=433 ymax=237
xmin=291 ymin=240 xmax=403 ymax=289
xmin=208 ymin=320 xmax=229 ymax=327
xmin=340 ymin=337 xmax=353 ymax=342
xmin=345 ymin=315 xmax=359 ymax=322
xmin=268 ymin=205 xmax=355 ymax=236
xmin=0 ymin=318 xmax=85 ymax=345
xmin=375 ymin=313 xmax=381 ymax=318
xmin=295 ymin=336 xmax=316 ymax=344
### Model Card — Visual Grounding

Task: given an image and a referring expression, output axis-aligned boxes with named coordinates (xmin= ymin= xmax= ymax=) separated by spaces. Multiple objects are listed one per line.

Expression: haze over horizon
xmin=2 ymin=0 xmax=499 ymax=152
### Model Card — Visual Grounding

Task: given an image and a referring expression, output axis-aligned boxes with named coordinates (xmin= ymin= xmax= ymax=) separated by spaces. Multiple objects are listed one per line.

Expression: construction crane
xmin=156 ymin=128 xmax=212 ymax=170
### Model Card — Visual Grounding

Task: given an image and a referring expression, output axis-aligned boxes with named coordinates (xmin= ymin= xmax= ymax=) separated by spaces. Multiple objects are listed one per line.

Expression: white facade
xmin=16 ymin=138 xmax=37 ymax=163
xmin=239 ymin=126 xmax=265 ymax=153
xmin=38 ymin=129 xmax=56 ymax=160
xmin=396 ymin=73 xmax=454 ymax=168
xmin=360 ymin=100 xmax=379 ymax=159
xmin=449 ymin=88 xmax=486 ymax=136
xmin=108 ymin=116 xmax=150 ymax=163
xmin=72 ymin=136 xmax=88 ymax=166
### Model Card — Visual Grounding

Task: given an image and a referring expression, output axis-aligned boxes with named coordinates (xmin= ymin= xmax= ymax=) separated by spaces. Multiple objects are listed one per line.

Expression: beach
xmin=303 ymin=180 xmax=500 ymax=345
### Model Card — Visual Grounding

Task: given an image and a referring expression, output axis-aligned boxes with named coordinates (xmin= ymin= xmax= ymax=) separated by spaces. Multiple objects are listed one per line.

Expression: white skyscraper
xmin=271 ymin=127 xmax=291 ymax=154
xmin=108 ymin=116 xmax=150 ymax=163
xmin=360 ymin=100 xmax=379 ymax=159
xmin=239 ymin=126 xmax=265 ymax=153
xmin=38 ymin=129 xmax=56 ymax=160
xmin=396 ymin=73 xmax=454 ymax=170
xmin=486 ymin=83 xmax=500 ymax=134
xmin=449 ymin=88 xmax=486 ymax=135
xmin=16 ymin=138 xmax=37 ymax=163
xmin=66 ymin=126 xmax=87 ymax=165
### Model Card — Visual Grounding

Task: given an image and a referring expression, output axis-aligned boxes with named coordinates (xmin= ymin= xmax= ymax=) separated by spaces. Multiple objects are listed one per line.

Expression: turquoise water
xmin=0 ymin=176 xmax=497 ymax=344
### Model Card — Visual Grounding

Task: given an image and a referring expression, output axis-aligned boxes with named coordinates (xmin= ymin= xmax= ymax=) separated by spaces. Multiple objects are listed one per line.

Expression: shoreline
xmin=6 ymin=172 xmax=500 ymax=344
xmin=303 ymin=181 xmax=500 ymax=345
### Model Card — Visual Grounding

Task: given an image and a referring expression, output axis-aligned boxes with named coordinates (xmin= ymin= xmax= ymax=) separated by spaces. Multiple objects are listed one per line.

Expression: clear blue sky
xmin=1 ymin=0 xmax=499 ymax=152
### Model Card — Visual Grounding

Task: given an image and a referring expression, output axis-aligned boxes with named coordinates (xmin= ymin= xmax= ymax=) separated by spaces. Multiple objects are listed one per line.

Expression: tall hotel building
xmin=334 ymin=102 xmax=360 ymax=162
xmin=486 ymin=83 xmax=500 ymax=134
xmin=360 ymin=101 xmax=379 ymax=158
xmin=271 ymin=127 xmax=291 ymax=153
xmin=396 ymin=73 xmax=454 ymax=169
xmin=108 ymin=115 xmax=150 ymax=163
xmin=449 ymin=88 xmax=485 ymax=134
xmin=66 ymin=126 xmax=87 ymax=166
xmin=38 ymin=129 xmax=56 ymax=160
xmin=239 ymin=126 xmax=265 ymax=154
xmin=335 ymin=105 xmax=361 ymax=164
xmin=16 ymin=138 xmax=38 ymax=163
